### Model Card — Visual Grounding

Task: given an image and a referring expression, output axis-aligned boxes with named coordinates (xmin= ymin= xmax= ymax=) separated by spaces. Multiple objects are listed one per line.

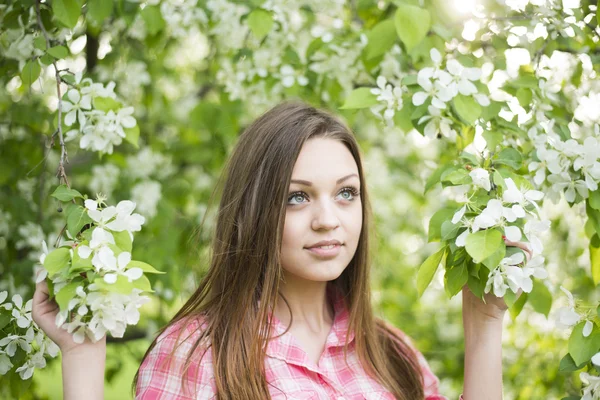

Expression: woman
xmin=33 ymin=101 xmax=529 ymax=399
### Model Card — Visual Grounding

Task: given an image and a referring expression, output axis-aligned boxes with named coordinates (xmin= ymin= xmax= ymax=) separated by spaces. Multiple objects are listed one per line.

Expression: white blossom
xmin=469 ymin=168 xmax=491 ymax=191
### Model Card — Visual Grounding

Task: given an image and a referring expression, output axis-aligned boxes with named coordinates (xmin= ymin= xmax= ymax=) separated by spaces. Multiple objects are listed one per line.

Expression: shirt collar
xmin=265 ymin=282 xmax=355 ymax=370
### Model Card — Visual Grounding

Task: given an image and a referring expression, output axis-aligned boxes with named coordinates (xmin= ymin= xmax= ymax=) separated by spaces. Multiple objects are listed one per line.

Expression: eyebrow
xmin=290 ymin=173 xmax=359 ymax=187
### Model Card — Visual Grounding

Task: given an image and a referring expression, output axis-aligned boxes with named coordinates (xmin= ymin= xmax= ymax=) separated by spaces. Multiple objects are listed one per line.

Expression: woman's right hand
xmin=31 ymin=276 xmax=105 ymax=355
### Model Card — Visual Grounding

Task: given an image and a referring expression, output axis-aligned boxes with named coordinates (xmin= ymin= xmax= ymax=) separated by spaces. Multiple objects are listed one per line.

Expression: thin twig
xmin=35 ymin=0 xmax=70 ymax=188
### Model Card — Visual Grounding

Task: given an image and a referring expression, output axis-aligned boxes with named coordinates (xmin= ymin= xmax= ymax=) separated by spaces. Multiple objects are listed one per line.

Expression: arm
xmin=32 ymin=276 xmax=106 ymax=400
xmin=461 ymin=239 xmax=531 ymax=400
xmin=62 ymin=338 xmax=106 ymax=400
xmin=462 ymin=290 xmax=504 ymax=400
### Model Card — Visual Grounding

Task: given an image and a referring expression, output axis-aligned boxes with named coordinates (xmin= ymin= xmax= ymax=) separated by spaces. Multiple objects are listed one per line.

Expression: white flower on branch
xmin=10 ymin=295 xmax=33 ymax=329
xmin=412 ymin=69 xmax=453 ymax=110
xmin=0 ymin=327 xmax=34 ymax=357
xmin=105 ymin=200 xmax=146 ymax=235
xmin=554 ymin=286 xmax=581 ymax=330
xmin=0 ymin=350 xmax=13 ymax=375
xmin=418 ymin=106 xmax=457 ymax=141
xmin=469 ymin=168 xmax=491 ymax=191
xmin=102 ymin=252 xmax=144 ymax=284
xmin=580 ymin=372 xmax=600 ymax=400
xmin=61 ymin=89 xmax=92 ymax=128
xmin=15 ymin=350 xmax=46 ymax=380
xmin=446 ymin=59 xmax=481 ymax=96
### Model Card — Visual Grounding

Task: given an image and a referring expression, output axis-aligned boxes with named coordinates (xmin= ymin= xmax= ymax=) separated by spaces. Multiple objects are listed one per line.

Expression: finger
xmin=503 ymin=239 xmax=533 ymax=262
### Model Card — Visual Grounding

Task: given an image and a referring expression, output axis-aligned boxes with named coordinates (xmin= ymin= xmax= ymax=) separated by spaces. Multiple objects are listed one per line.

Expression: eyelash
xmin=287 ymin=186 xmax=360 ymax=205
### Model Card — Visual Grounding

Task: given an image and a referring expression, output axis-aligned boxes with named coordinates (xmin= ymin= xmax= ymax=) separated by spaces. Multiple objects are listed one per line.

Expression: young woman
xmin=32 ymin=101 xmax=529 ymax=399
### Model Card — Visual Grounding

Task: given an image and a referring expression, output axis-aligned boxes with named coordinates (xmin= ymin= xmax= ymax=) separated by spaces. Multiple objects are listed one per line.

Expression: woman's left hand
xmin=462 ymin=238 xmax=533 ymax=321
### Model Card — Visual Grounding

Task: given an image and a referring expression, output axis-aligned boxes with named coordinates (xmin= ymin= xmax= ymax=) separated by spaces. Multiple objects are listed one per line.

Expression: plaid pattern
xmin=136 ymin=286 xmax=463 ymax=400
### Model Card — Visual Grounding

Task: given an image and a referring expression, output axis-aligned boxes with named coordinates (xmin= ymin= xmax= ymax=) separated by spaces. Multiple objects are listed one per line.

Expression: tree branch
xmin=35 ymin=0 xmax=70 ymax=189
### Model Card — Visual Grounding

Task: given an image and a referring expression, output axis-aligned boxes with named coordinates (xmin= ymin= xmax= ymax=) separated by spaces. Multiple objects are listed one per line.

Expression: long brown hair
xmin=133 ymin=100 xmax=425 ymax=399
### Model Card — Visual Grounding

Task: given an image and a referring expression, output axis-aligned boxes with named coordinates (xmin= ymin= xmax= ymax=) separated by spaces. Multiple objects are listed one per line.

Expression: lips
xmin=304 ymin=240 xmax=343 ymax=259
xmin=305 ymin=239 xmax=342 ymax=249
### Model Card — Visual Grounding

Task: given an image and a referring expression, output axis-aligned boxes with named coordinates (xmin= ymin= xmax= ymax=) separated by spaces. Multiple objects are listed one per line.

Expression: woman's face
xmin=280 ymin=137 xmax=363 ymax=283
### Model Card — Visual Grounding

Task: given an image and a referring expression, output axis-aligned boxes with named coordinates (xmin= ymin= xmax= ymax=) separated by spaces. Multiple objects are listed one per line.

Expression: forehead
xmin=291 ymin=138 xmax=359 ymax=181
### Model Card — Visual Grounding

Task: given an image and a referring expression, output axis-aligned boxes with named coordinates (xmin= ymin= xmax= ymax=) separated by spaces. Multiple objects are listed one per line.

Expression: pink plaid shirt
xmin=136 ymin=287 xmax=463 ymax=400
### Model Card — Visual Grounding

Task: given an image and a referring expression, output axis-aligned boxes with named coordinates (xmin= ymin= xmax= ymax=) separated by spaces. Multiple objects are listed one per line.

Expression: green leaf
xmin=124 ymin=124 xmax=140 ymax=148
xmin=459 ymin=151 xmax=479 ymax=166
xmin=528 ymin=280 xmax=552 ymax=317
xmin=0 ymin=311 xmax=11 ymax=331
xmin=589 ymin=190 xmax=600 ymax=210
xmin=93 ymin=96 xmax=121 ymax=112
xmin=481 ymin=243 xmax=505 ymax=270
xmin=445 ymin=261 xmax=468 ymax=298
xmin=44 ymin=248 xmax=71 ymax=276
xmin=133 ymin=275 xmax=153 ymax=292
xmin=568 ymin=321 xmax=600 ymax=366
xmin=425 ymin=164 xmax=451 ymax=193
xmin=52 ymin=0 xmax=82 ymax=29
xmin=113 ymin=230 xmax=132 ymax=252
xmin=55 ymin=281 xmax=80 ymax=310
xmin=492 ymin=170 xmax=506 ymax=190
xmin=509 ymin=292 xmax=527 ymax=321
xmin=467 ymin=265 xmax=487 ymax=299
xmin=394 ymin=4 xmax=431 ymax=53
xmin=21 ymin=60 xmax=41 ymax=87
xmin=465 ymin=229 xmax=503 ymax=263
xmin=34 ymin=36 xmax=47 ymax=51
xmin=515 ymin=88 xmax=532 ymax=108
xmin=452 ymin=95 xmax=481 ymax=125
xmin=246 ymin=9 xmax=274 ymax=41
xmin=69 ymin=248 xmax=93 ymax=274
xmin=51 ymin=185 xmax=83 ymax=202
xmin=94 ymin=275 xmax=134 ymax=294
xmin=428 ymin=207 xmax=455 ymax=242
xmin=597 ymin=0 xmax=600 ymax=26
xmin=441 ymin=220 xmax=460 ymax=241
xmin=128 ymin=260 xmax=165 ymax=274
xmin=87 ymin=0 xmax=113 ymax=25
xmin=589 ymin=234 xmax=600 ymax=286
xmin=95 ymin=274 xmax=153 ymax=294
xmin=483 ymin=131 xmax=503 ymax=150
xmin=587 ymin=201 xmax=600 ymax=235
xmin=441 ymin=168 xmax=470 ymax=185
xmin=47 ymin=45 xmax=69 ymax=59
xmin=66 ymin=204 xmax=92 ymax=237
xmin=417 ymin=246 xmax=447 ymax=297
xmin=140 ymin=6 xmax=165 ymax=35
xmin=503 ymin=289 xmax=517 ymax=308
xmin=558 ymin=353 xmax=586 ymax=373
xmin=365 ymin=19 xmax=396 ymax=60
xmin=494 ymin=148 xmax=522 ymax=170
xmin=340 ymin=87 xmax=379 ymax=109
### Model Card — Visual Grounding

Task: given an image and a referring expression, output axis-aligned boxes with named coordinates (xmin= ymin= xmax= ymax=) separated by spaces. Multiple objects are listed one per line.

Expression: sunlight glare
xmin=452 ymin=0 xmax=478 ymax=14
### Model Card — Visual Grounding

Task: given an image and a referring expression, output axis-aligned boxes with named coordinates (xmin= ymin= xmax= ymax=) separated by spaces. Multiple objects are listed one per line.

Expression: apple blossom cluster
xmin=526 ymin=122 xmax=600 ymax=204
xmin=61 ymin=72 xmax=139 ymax=155
xmin=370 ymin=48 xmax=490 ymax=136
xmin=208 ymin=0 xmax=364 ymax=112
xmin=452 ymin=168 xmax=550 ymax=297
xmin=553 ymin=286 xmax=600 ymax=399
xmin=1 ymin=191 xmax=161 ymax=381
xmin=40 ymin=197 xmax=156 ymax=343
xmin=0 ymin=292 xmax=60 ymax=380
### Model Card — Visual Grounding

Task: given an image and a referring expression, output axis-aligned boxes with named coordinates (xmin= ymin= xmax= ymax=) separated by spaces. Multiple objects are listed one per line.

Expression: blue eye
xmin=286 ymin=186 xmax=360 ymax=206
xmin=288 ymin=192 xmax=308 ymax=205
xmin=338 ymin=187 xmax=359 ymax=201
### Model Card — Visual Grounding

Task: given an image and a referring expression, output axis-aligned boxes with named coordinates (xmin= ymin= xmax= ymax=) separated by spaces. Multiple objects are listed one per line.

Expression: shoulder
xmin=135 ymin=315 xmax=216 ymax=399
xmin=379 ymin=320 xmax=443 ymax=398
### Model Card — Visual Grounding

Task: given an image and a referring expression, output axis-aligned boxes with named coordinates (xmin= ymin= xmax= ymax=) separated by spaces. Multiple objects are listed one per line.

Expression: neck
xmin=273 ymin=274 xmax=334 ymax=333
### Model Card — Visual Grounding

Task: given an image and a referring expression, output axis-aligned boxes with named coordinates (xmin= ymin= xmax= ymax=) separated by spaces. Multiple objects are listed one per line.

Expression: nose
xmin=311 ymin=198 xmax=340 ymax=231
